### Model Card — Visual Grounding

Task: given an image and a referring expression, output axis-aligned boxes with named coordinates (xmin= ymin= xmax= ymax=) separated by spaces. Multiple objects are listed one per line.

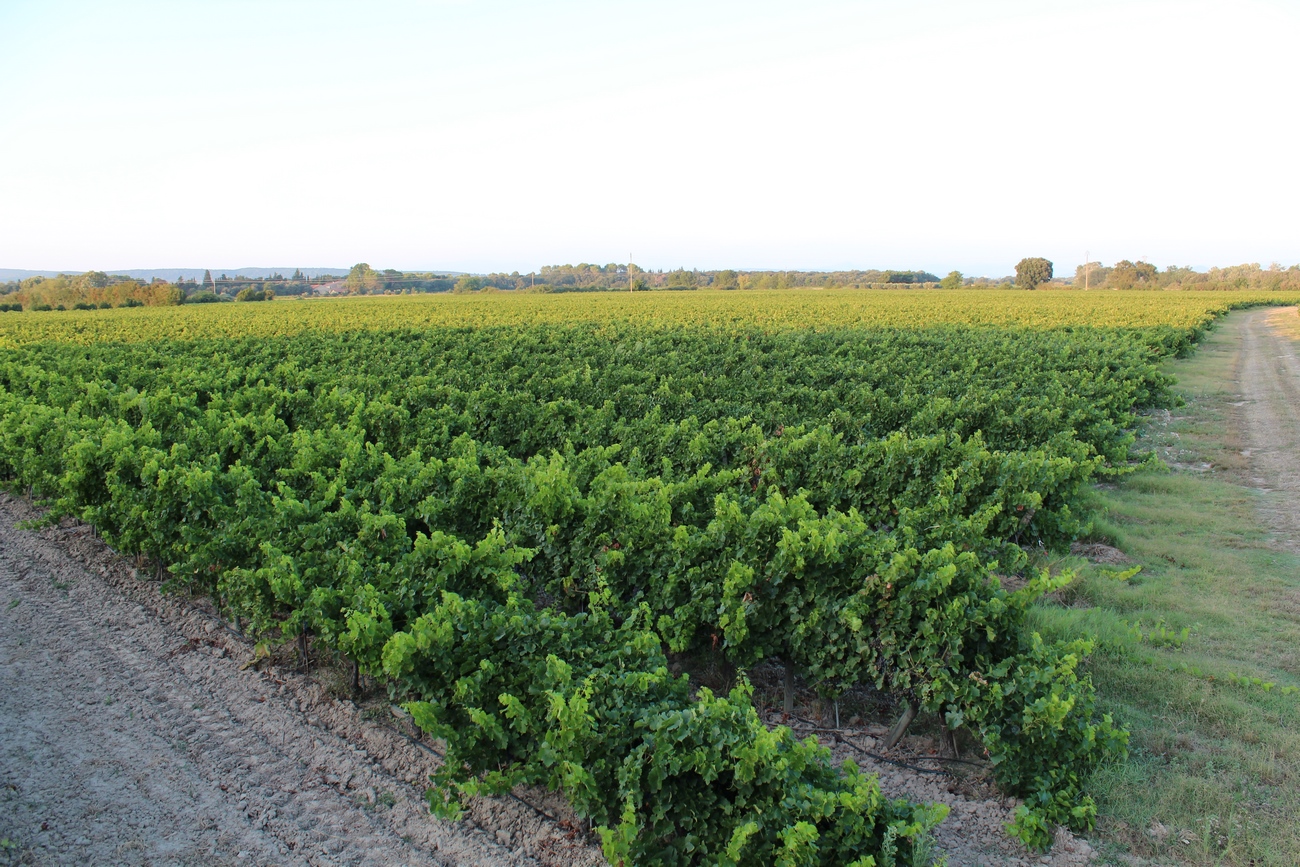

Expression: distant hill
xmin=1 ymin=268 xmax=468 ymax=282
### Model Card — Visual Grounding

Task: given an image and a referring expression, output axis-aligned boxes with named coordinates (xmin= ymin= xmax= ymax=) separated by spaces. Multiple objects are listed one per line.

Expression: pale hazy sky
xmin=2 ymin=0 xmax=1297 ymax=276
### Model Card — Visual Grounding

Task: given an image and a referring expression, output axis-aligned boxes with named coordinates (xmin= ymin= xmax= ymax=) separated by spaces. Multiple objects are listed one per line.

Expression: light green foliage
xmin=1124 ymin=618 xmax=1191 ymax=650
xmin=346 ymin=262 xmax=384 ymax=293
xmin=1097 ymin=564 xmax=1142 ymax=582
xmin=4 ymin=288 xmax=1299 ymax=347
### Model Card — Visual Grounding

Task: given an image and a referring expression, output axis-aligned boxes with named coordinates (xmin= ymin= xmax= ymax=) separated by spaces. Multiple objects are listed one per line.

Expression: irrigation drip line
xmin=186 ymin=605 xmax=247 ymax=641
xmin=377 ymin=714 xmax=575 ymax=833
xmin=834 ymin=737 xmax=949 ymax=776
xmin=776 ymin=712 xmax=990 ymax=775
xmin=120 ymin=554 xmax=978 ymax=832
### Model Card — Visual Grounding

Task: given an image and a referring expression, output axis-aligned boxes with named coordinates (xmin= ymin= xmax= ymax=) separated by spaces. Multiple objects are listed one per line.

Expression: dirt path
xmin=1234 ymin=306 xmax=1300 ymax=553
xmin=0 ymin=494 xmax=601 ymax=867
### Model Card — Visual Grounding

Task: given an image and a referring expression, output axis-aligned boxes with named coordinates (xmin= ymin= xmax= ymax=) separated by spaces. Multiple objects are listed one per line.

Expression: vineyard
xmin=0 ymin=287 xmax=1293 ymax=347
xmin=2 ymin=289 xmax=1297 ymax=865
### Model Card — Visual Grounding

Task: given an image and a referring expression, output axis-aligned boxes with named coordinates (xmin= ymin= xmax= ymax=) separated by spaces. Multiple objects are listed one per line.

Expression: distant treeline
xmin=0 ymin=264 xmax=955 ymax=310
xmin=1069 ymin=261 xmax=1300 ymax=291
xmin=0 ymin=272 xmax=188 ymax=311
xmin=337 ymin=263 xmax=953 ymax=294
xmin=270 ymin=261 xmax=1300 ymax=295
xmin=4 ymin=261 xmax=1298 ymax=311
xmin=0 ymin=270 xmax=330 ymax=310
xmin=482 ymin=264 xmax=947 ymax=292
xmin=0 ymin=267 xmax=445 ymax=310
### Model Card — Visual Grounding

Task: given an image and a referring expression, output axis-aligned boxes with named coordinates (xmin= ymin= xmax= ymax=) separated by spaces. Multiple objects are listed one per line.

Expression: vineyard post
xmin=222 ymin=595 xmax=238 ymax=633
xmin=940 ymin=724 xmax=959 ymax=758
xmin=884 ymin=701 xmax=919 ymax=750
xmin=783 ymin=660 xmax=795 ymax=715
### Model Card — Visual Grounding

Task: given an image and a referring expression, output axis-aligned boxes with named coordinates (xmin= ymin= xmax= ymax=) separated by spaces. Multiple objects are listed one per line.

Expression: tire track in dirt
xmin=1234 ymin=306 xmax=1300 ymax=553
xmin=0 ymin=494 xmax=601 ymax=867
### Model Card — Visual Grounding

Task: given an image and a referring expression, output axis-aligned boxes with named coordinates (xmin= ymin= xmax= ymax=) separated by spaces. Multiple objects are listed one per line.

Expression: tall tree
xmin=665 ymin=268 xmax=697 ymax=289
xmin=1014 ymin=257 xmax=1053 ymax=290
xmin=713 ymin=269 xmax=739 ymax=290
xmin=1106 ymin=260 xmax=1158 ymax=289
xmin=345 ymin=263 xmax=382 ymax=293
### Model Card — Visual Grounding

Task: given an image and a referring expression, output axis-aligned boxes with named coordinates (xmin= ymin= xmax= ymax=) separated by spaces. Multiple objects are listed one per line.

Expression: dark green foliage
xmin=1015 ymin=258 xmax=1054 ymax=290
xmin=383 ymin=591 xmax=946 ymax=864
xmin=883 ymin=271 xmax=940 ymax=284
xmin=184 ymin=291 xmax=223 ymax=304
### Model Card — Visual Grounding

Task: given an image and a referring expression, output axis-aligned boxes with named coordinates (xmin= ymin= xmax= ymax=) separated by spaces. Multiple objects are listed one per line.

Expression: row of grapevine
xmin=2 ymin=308 xmax=1253 ymax=860
xmin=4 ymin=322 xmax=1177 ymax=467
xmin=2 ymin=287 xmax=1296 ymax=347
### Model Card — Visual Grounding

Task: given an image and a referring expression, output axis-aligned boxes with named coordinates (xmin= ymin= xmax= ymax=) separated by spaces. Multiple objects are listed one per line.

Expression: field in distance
xmin=3 ymin=288 xmax=1299 ymax=346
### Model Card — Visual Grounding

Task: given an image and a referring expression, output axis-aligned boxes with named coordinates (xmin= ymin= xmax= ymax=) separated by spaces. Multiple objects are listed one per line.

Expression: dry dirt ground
xmin=1235 ymin=307 xmax=1300 ymax=554
xmin=11 ymin=306 xmax=1297 ymax=867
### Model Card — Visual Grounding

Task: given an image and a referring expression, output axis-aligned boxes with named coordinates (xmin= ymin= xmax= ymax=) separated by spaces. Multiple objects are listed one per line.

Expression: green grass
xmin=1029 ymin=314 xmax=1300 ymax=865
